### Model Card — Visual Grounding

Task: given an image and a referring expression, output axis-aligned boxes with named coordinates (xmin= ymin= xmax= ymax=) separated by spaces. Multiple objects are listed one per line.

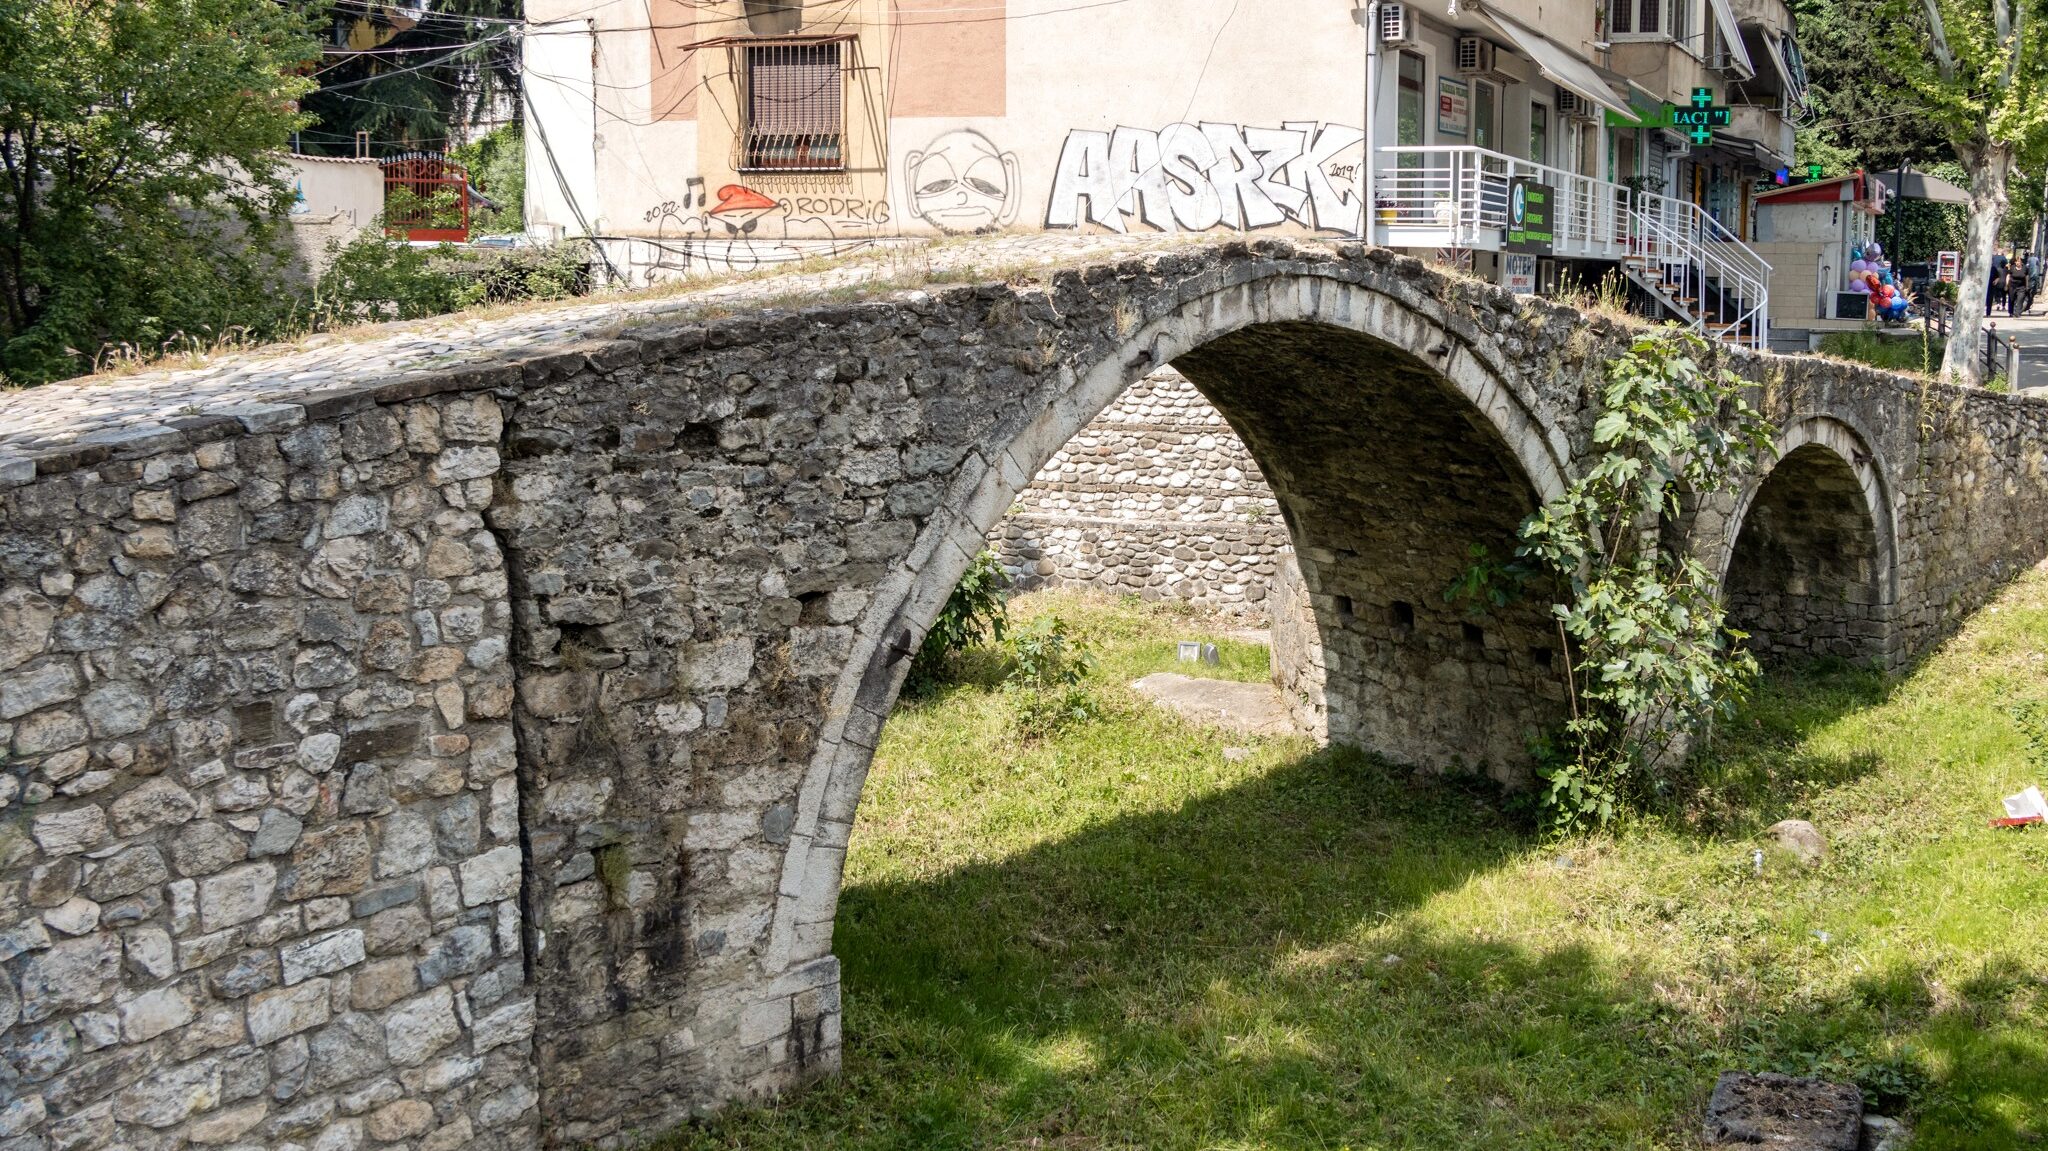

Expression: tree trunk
xmin=1942 ymin=139 xmax=2014 ymax=385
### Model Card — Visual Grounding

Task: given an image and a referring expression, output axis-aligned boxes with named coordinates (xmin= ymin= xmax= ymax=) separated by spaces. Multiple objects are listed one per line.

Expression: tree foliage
xmin=451 ymin=125 xmax=525 ymax=234
xmin=1876 ymin=0 xmax=2048 ymax=381
xmin=1791 ymin=0 xmax=1957 ymax=170
xmin=1460 ymin=331 xmax=1775 ymax=835
xmin=0 ymin=0 xmax=318 ymax=384
xmin=298 ymin=1 xmax=520 ymax=157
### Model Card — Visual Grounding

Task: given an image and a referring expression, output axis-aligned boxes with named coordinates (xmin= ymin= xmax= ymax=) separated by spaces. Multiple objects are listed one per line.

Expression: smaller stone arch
xmin=1717 ymin=414 xmax=1898 ymax=665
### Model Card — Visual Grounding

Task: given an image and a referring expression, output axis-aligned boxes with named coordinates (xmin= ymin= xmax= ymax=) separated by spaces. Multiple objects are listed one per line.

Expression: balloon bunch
xmin=1848 ymin=242 xmax=1909 ymax=320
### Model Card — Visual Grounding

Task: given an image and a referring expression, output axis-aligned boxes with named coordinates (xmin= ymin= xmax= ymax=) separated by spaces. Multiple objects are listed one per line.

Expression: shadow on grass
xmin=658 ymin=733 xmax=2048 ymax=1150
xmin=1665 ymin=656 xmax=1899 ymax=837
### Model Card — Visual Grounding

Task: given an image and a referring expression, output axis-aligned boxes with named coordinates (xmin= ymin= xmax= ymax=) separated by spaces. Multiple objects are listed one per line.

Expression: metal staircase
xmin=1621 ymin=191 xmax=1770 ymax=349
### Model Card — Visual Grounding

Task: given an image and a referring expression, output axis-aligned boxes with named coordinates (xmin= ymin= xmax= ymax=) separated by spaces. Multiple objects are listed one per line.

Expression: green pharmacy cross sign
xmin=1670 ymin=87 xmax=1732 ymax=145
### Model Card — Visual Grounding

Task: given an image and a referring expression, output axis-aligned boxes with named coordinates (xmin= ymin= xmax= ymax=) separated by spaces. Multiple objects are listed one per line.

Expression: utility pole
xmin=1356 ymin=2 xmax=1381 ymax=242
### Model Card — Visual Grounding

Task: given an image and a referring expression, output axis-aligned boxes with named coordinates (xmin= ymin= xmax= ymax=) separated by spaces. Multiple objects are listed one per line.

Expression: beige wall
xmin=526 ymin=0 xmax=1623 ymax=257
xmin=285 ymin=155 xmax=384 ymax=225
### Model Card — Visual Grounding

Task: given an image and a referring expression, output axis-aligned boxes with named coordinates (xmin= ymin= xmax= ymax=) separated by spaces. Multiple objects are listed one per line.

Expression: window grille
xmin=740 ymin=41 xmax=844 ymax=172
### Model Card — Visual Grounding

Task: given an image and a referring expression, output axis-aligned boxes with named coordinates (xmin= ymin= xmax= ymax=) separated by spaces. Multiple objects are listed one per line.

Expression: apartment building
xmin=523 ymin=0 xmax=1805 ymax=343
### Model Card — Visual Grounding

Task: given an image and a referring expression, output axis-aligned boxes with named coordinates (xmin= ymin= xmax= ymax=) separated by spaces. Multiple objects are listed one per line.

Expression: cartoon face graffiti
xmin=904 ymin=129 xmax=1020 ymax=235
xmin=709 ymin=184 xmax=779 ymax=235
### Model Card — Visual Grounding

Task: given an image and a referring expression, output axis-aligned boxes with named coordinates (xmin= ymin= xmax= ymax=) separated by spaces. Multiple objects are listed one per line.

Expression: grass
xmin=1817 ymin=328 xmax=1947 ymax=376
xmin=660 ymin=582 xmax=2048 ymax=1150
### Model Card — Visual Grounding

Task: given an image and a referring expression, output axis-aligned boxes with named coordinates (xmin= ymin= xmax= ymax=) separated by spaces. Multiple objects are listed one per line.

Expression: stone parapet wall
xmin=1 ymin=394 xmax=537 ymax=1151
xmin=989 ymin=368 xmax=1287 ymax=614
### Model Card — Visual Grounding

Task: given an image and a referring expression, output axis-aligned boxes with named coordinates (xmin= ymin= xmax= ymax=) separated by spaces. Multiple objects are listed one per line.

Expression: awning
xmin=1874 ymin=167 xmax=1970 ymax=204
xmin=1480 ymin=11 xmax=1636 ymax=120
xmin=1707 ymin=0 xmax=1757 ymax=79
xmin=1742 ymin=24 xmax=1789 ymax=95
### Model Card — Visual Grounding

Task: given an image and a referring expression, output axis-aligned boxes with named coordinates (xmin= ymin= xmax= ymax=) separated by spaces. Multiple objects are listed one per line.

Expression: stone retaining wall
xmin=988 ymin=367 xmax=1288 ymax=615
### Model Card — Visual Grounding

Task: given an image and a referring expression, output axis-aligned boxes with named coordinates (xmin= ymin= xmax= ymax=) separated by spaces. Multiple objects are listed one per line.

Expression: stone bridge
xmin=2 ymin=237 xmax=2045 ymax=1151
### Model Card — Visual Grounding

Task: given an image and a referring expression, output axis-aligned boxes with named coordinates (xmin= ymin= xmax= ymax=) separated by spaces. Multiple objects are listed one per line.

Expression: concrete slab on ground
xmin=1131 ymin=672 xmax=1296 ymax=736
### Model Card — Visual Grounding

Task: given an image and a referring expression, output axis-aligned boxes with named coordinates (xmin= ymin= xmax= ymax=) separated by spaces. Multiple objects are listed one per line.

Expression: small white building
xmin=281 ymin=154 xmax=385 ymax=277
xmin=1750 ymin=171 xmax=1889 ymax=344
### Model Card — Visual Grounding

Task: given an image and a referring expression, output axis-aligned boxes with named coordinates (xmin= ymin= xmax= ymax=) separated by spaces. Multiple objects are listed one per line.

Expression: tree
xmin=298 ymin=0 xmax=520 ymax=158
xmin=1884 ymin=0 xmax=2048 ymax=382
xmin=0 ymin=0 xmax=316 ymax=384
xmin=1792 ymin=0 xmax=1957 ymax=170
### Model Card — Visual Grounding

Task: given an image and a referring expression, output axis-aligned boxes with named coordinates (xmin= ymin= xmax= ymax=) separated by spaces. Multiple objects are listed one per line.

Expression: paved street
xmin=1983 ymin=308 xmax=2048 ymax=392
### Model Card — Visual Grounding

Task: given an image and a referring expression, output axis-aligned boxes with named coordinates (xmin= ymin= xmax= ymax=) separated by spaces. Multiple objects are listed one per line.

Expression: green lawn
xmin=664 ymin=583 xmax=2048 ymax=1149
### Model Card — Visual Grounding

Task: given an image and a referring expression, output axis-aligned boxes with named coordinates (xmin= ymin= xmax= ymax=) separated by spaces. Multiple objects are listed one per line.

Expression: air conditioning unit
xmin=1380 ymin=3 xmax=1420 ymax=47
xmin=1556 ymin=88 xmax=1599 ymax=121
xmin=1456 ymin=36 xmax=1498 ymax=75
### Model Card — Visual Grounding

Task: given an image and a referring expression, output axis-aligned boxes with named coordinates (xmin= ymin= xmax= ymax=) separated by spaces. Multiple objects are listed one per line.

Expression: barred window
xmin=1609 ymin=0 xmax=1663 ymax=35
xmin=741 ymin=41 xmax=843 ymax=172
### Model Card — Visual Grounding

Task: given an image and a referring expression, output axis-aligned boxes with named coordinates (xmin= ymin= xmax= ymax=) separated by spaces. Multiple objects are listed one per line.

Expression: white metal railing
xmin=1372 ymin=146 xmax=1628 ymax=259
xmin=1628 ymin=190 xmax=1771 ymax=349
xmin=1369 ymin=145 xmax=1773 ymax=349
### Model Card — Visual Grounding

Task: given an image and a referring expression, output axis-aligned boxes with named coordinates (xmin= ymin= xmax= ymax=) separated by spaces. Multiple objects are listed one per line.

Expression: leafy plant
xmin=310 ymin=234 xmax=592 ymax=328
xmin=382 ymin=185 xmax=468 ymax=233
xmin=1458 ymin=329 xmax=1776 ymax=835
xmin=312 ymin=236 xmax=467 ymax=324
xmin=907 ymin=550 xmax=1010 ymax=695
xmin=452 ymin=125 xmax=525 ymax=235
xmin=1001 ymin=614 xmax=1098 ymax=738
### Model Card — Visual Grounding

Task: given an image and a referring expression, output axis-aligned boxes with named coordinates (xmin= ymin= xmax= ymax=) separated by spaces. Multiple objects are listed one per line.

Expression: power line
xmin=310 ymin=31 xmax=519 ymax=94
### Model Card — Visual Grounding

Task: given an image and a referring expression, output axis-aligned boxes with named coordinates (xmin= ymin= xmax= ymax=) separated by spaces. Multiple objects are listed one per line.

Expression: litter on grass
xmin=1991 ymin=785 xmax=2047 ymax=829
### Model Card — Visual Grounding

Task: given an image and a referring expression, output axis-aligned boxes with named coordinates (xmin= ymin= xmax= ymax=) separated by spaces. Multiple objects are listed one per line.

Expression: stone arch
xmin=1718 ymin=414 xmax=1898 ymax=665
xmin=761 ymin=265 xmax=1576 ymax=976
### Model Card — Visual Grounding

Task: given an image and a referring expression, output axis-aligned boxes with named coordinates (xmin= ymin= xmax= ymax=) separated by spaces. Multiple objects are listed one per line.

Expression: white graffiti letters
xmin=1047 ymin=121 xmax=1364 ymax=235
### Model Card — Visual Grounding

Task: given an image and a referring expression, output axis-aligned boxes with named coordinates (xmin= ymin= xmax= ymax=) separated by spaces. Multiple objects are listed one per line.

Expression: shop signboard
xmin=1507 ymin=178 xmax=1554 ymax=255
xmin=1500 ymin=253 xmax=1537 ymax=294
xmin=1437 ymin=77 xmax=1470 ymax=138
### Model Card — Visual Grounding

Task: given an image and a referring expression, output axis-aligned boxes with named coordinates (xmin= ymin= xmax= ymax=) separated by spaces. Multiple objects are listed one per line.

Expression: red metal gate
xmin=380 ymin=153 xmax=471 ymax=243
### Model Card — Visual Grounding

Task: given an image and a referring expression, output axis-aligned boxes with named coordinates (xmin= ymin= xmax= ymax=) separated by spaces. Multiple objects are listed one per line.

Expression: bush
xmin=906 ymin=550 xmax=1009 ymax=695
xmin=1818 ymin=329 xmax=1944 ymax=374
xmin=314 ymin=236 xmax=466 ymax=324
xmin=1002 ymin=615 xmax=1098 ymax=738
xmin=311 ymin=235 xmax=592 ymax=328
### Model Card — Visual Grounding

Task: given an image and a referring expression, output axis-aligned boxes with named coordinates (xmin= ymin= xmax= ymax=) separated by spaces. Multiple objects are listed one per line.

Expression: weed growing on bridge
xmin=1462 ymin=330 xmax=1776 ymax=835
xmin=906 ymin=550 xmax=1011 ymax=696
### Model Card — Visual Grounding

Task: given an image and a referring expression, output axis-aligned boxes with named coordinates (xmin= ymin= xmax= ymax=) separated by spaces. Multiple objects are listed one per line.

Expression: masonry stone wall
xmin=3 ymin=238 xmax=2047 ymax=1151
xmin=988 ymin=367 xmax=1287 ymax=615
xmin=1266 ymin=553 xmax=1326 ymax=739
xmin=0 ymin=396 xmax=537 ymax=1151
xmin=1724 ymin=442 xmax=1888 ymax=664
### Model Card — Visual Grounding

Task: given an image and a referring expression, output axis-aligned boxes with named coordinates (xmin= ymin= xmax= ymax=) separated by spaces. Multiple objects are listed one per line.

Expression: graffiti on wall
xmin=632 ymin=182 xmax=892 ymax=279
xmin=1047 ymin=121 xmax=1364 ymax=235
xmin=904 ymin=128 xmax=1021 ymax=234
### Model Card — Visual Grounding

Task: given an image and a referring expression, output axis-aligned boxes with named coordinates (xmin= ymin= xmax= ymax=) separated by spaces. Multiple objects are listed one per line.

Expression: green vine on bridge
xmin=1458 ymin=329 xmax=1777 ymax=834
